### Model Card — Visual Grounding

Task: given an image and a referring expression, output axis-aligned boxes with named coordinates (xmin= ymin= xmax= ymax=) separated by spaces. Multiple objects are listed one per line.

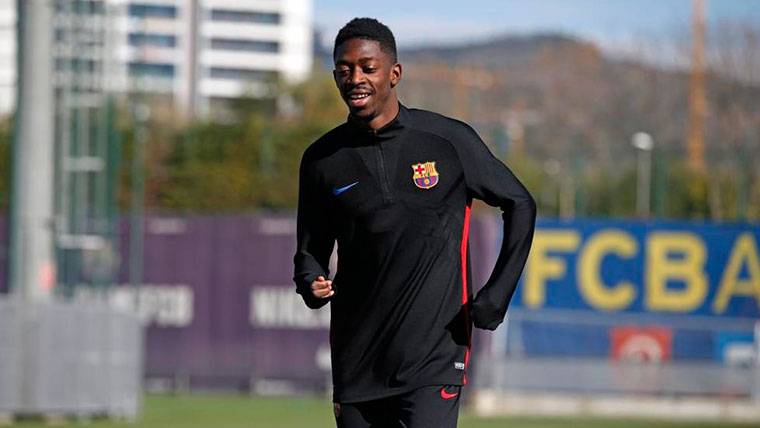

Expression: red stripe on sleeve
xmin=460 ymin=204 xmax=471 ymax=304
xmin=461 ymin=202 xmax=472 ymax=384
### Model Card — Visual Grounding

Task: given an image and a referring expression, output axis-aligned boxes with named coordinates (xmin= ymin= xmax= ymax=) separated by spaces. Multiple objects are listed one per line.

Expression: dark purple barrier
xmin=126 ymin=215 xmax=329 ymax=392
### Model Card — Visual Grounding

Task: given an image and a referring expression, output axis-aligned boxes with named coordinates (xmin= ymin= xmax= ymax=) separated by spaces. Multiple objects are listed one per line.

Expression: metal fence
xmin=477 ymin=308 xmax=760 ymax=397
xmin=0 ymin=296 xmax=143 ymax=418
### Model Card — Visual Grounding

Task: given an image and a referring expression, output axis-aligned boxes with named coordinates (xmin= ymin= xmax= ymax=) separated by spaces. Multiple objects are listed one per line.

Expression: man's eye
xmin=336 ymin=68 xmax=350 ymax=75
xmin=363 ymin=67 xmax=377 ymax=73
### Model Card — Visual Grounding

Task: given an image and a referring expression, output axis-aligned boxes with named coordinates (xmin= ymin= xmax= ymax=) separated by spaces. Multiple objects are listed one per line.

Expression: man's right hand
xmin=311 ymin=275 xmax=334 ymax=299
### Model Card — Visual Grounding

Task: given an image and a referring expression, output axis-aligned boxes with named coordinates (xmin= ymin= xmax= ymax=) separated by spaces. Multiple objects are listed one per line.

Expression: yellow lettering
xmin=577 ymin=230 xmax=637 ymax=311
xmin=524 ymin=230 xmax=580 ymax=308
xmin=712 ymin=233 xmax=760 ymax=313
xmin=645 ymin=232 xmax=708 ymax=312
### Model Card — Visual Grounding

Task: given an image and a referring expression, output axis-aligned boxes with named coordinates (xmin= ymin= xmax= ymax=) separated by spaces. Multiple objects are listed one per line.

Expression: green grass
xmin=8 ymin=394 xmax=759 ymax=428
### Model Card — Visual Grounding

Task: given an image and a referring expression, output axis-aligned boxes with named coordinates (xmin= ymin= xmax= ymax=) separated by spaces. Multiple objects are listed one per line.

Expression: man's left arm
xmin=455 ymin=123 xmax=537 ymax=330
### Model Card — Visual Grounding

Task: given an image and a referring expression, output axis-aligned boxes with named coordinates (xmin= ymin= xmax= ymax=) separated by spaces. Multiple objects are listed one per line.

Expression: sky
xmin=313 ymin=0 xmax=760 ymax=56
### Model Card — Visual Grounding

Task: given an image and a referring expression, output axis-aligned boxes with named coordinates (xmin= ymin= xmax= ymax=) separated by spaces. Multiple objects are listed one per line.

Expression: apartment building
xmin=0 ymin=0 xmax=15 ymax=114
xmin=0 ymin=0 xmax=313 ymax=116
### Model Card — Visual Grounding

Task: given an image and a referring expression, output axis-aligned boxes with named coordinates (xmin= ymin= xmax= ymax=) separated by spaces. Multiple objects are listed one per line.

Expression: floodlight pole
xmin=632 ymin=132 xmax=654 ymax=219
xmin=8 ymin=0 xmax=56 ymax=300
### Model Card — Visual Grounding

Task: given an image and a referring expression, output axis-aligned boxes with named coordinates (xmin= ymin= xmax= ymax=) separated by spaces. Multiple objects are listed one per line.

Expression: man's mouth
xmin=347 ymin=92 xmax=371 ymax=108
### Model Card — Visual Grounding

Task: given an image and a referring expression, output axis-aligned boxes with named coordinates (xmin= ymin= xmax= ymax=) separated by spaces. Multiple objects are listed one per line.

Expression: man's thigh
xmin=334 ymin=385 xmax=462 ymax=428
xmin=398 ymin=385 xmax=461 ymax=428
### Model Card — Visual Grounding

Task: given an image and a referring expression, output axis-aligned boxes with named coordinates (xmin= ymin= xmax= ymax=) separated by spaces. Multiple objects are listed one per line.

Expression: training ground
xmin=3 ymin=394 xmax=758 ymax=428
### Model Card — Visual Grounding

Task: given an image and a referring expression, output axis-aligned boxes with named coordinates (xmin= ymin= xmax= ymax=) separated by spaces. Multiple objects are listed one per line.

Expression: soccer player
xmin=293 ymin=17 xmax=536 ymax=428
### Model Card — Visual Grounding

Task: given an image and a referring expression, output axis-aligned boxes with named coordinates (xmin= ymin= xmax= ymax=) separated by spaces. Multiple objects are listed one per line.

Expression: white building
xmin=0 ymin=0 xmax=15 ymax=115
xmin=0 ymin=0 xmax=313 ymax=117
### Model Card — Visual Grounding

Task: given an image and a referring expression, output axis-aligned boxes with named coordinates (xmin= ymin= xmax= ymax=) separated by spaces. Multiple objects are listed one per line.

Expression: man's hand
xmin=311 ymin=275 xmax=334 ymax=299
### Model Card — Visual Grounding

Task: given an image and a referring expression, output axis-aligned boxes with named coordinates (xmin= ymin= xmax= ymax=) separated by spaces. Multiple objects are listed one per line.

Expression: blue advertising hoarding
xmin=512 ymin=219 xmax=760 ymax=318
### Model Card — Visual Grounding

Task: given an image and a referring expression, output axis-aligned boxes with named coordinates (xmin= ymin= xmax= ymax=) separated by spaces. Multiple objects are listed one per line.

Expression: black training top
xmin=293 ymin=103 xmax=536 ymax=403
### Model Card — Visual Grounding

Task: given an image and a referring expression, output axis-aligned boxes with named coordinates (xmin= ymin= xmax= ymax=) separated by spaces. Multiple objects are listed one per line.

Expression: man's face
xmin=333 ymin=38 xmax=401 ymax=120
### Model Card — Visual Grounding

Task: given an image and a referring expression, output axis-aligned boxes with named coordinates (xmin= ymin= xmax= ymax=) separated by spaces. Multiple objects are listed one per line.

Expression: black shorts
xmin=334 ymin=385 xmax=462 ymax=428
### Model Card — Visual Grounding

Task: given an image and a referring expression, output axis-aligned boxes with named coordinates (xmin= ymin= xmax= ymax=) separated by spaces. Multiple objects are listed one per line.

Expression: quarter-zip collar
xmin=346 ymin=102 xmax=409 ymax=142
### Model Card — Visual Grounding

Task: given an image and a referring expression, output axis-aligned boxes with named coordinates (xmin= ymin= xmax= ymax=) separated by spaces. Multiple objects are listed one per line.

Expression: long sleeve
xmin=293 ymin=149 xmax=335 ymax=309
xmin=455 ymin=124 xmax=537 ymax=330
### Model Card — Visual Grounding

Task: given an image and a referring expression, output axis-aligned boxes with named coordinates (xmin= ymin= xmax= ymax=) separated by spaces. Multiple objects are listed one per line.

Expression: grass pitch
xmin=8 ymin=394 xmax=759 ymax=427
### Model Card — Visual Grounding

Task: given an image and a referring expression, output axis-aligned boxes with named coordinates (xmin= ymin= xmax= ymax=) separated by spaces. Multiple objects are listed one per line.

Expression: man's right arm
xmin=293 ymin=149 xmax=335 ymax=309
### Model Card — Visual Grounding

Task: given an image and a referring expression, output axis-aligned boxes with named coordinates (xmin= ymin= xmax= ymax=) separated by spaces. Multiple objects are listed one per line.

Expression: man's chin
xmin=348 ymin=105 xmax=374 ymax=119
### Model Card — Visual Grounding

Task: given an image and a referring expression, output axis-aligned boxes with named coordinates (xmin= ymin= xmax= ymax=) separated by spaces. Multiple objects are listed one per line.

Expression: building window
xmin=56 ymin=58 xmax=98 ymax=73
xmin=128 ymin=4 xmax=177 ymax=18
xmin=209 ymin=9 xmax=280 ymax=24
xmin=128 ymin=33 xmax=177 ymax=48
xmin=209 ymin=38 xmax=279 ymax=53
xmin=55 ymin=0 xmax=105 ymax=15
xmin=208 ymin=67 xmax=277 ymax=81
xmin=128 ymin=62 xmax=175 ymax=78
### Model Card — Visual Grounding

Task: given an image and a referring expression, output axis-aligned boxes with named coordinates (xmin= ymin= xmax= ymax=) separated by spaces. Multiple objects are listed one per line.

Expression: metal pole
xmin=632 ymin=132 xmax=654 ymax=219
xmin=129 ymin=104 xmax=149 ymax=290
xmin=8 ymin=0 xmax=56 ymax=300
xmin=653 ymin=149 xmax=667 ymax=218
xmin=643 ymin=148 xmax=651 ymax=217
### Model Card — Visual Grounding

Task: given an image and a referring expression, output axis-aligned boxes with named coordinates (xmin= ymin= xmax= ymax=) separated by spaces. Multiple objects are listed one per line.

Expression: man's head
xmin=333 ymin=18 xmax=397 ymax=63
xmin=333 ymin=18 xmax=401 ymax=127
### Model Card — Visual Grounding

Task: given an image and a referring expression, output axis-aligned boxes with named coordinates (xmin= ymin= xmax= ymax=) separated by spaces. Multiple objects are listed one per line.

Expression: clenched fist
xmin=311 ymin=275 xmax=334 ymax=299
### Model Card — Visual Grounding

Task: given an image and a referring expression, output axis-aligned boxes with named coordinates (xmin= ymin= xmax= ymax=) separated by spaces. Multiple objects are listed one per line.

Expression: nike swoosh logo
xmin=333 ymin=182 xmax=358 ymax=196
xmin=440 ymin=387 xmax=459 ymax=400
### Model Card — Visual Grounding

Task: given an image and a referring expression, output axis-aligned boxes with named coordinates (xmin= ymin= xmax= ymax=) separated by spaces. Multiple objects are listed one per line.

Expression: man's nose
xmin=348 ymin=68 xmax=364 ymax=85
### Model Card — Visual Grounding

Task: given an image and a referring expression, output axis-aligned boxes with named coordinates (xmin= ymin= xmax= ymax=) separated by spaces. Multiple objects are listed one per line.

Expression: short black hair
xmin=333 ymin=18 xmax=397 ymax=63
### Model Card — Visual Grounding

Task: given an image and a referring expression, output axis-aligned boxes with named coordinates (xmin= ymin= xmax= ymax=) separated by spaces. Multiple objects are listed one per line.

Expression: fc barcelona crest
xmin=411 ymin=161 xmax=439 ymax=189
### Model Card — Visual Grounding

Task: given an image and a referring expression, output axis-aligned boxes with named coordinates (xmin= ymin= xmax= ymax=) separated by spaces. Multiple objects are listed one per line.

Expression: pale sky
xmin=314 ymin=0 xmax=760 ymax=55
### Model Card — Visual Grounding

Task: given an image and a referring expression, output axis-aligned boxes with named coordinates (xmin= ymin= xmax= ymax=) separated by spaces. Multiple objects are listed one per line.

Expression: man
xmin=293 ymin=17 xmax=536 ymax=427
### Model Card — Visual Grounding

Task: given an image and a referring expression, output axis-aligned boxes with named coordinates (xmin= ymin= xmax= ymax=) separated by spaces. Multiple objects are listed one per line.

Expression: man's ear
xmin=390 ymin=63 xmax=402 ymax=88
